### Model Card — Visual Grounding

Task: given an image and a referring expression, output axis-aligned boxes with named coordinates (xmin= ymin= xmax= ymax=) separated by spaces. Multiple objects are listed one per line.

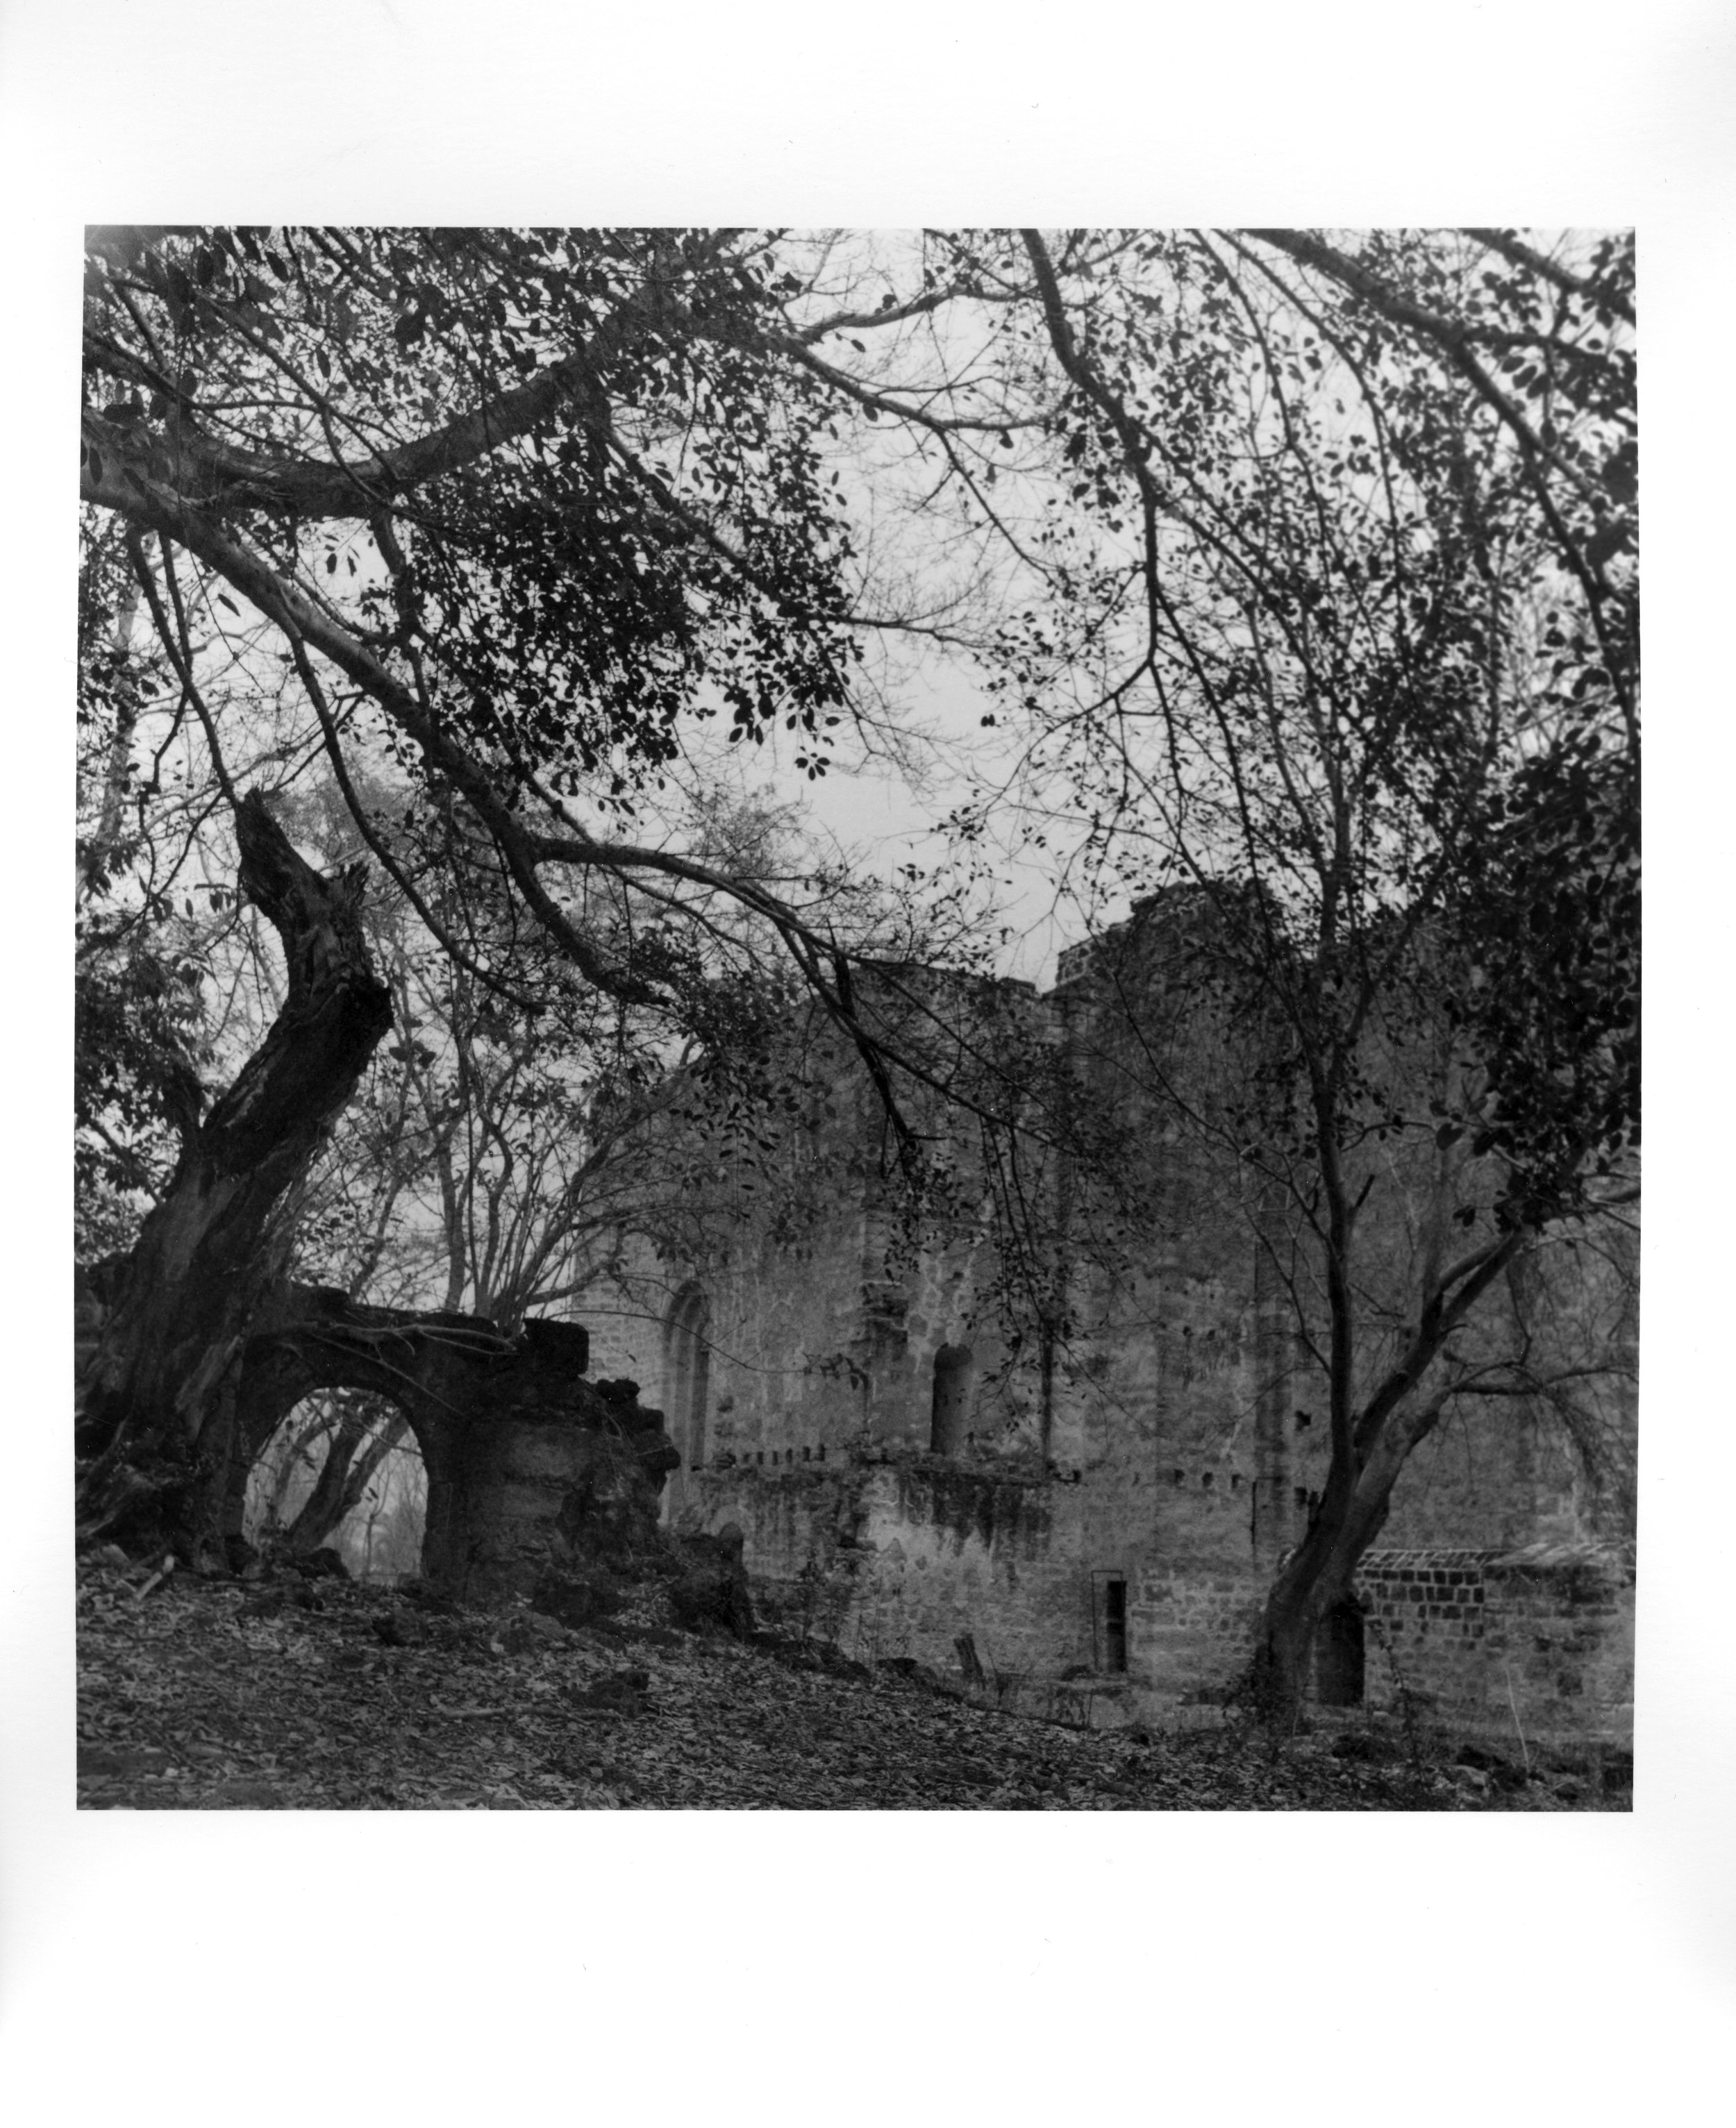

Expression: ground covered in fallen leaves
xmin=76 ymin=1552 xmax=1630 ymax=1811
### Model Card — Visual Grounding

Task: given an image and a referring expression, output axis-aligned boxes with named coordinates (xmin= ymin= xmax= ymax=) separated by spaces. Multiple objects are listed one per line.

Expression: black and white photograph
xmin=4 ymin=2 xmax=1730 ymax=2116
xmin=69 ymin=222 xmax=1639 ymax=1815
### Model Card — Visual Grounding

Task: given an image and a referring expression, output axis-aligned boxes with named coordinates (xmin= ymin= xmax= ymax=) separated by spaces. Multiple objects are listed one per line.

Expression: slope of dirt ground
xmin=74 ymin=1553 xmax=1630 ymax=1811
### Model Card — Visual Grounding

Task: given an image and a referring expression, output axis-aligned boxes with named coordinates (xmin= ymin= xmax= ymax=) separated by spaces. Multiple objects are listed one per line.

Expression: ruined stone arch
xmin=663 ymin=1282 xmax=712 ymax=1475
xmin=211 ymin=1282 xmax=675 ymax=1599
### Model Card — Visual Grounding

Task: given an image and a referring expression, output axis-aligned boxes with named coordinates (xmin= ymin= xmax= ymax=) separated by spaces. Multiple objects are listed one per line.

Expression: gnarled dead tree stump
xmin=77 ymin=790 xmax=394 ymax=1552
xmin=75 ymin=789 xmax=677 ymax=1592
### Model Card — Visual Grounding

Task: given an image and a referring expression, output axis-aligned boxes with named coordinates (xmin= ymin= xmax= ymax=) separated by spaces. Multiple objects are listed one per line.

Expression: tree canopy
xmin=80 ymin=226 xmax=1634 ymax=1130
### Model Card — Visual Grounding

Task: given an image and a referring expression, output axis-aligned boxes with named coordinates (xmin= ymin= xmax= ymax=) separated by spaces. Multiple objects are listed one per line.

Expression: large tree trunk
xmin=1251 ymin=1246 xmax=1523 ymax=1714
xmin=1249 ymin=1121 xmax=1530 ymax=1718
xmin=76 ymin=790 xmax=394 ymax=1560
xmin=1253 ymin=1460 xmax=1400 ymax=1718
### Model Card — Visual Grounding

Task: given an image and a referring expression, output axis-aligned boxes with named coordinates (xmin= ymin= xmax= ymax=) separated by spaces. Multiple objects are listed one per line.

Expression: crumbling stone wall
xmin=419 ymin=1386 xmax=671 ymax=1604
xmin=679 ymin=1458 xmax=1067 ymax=1675
xmin=1358 ymin=1545 xmax=1635 ymax=1745
xmin=670 ymin=1443 xmax=1636 ymax=1739
xmin=1130 ymin=1568 xmax=1266 ymax=1703
xmin=680 ymin=1448 xmax=1260 ymax=1716
xmin=228 ymin=1290 xmax=678 ymax=1602
xmin=565 ymin=898 xmax=1636 ymax=1740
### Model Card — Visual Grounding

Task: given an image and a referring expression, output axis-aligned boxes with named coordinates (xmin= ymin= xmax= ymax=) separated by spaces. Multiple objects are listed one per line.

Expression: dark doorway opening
xmin=1316 ymin=1597 xmax=1367 ymax=1707
xmin=1104 ymin=1577 xmax=1128 ymax=1673
xmin=1092 ymin=1571 xmax=1129 ymax=1673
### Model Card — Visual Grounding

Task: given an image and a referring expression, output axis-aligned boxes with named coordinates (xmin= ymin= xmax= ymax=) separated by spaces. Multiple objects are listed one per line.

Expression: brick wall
xmin=1357 ymin=1544 xmax=1634 ymax=1744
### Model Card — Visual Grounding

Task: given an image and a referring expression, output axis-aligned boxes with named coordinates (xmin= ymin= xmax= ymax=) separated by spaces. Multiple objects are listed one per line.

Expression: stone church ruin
xmin=576 ymin=894 xmax=1637 ymax=1745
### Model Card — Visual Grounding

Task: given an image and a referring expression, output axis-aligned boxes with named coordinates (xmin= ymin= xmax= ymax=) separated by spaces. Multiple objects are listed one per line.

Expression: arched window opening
xmin=243 ymin=1389 xmax=426 ymax=1585
xmin=930 ymin=1343 xmax=975 ymax=1455
xmin=1315 ymin=1597 xmax=1367 ymax=1707
xmin=663 ymin=1283 xmax=712 ymax=1473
